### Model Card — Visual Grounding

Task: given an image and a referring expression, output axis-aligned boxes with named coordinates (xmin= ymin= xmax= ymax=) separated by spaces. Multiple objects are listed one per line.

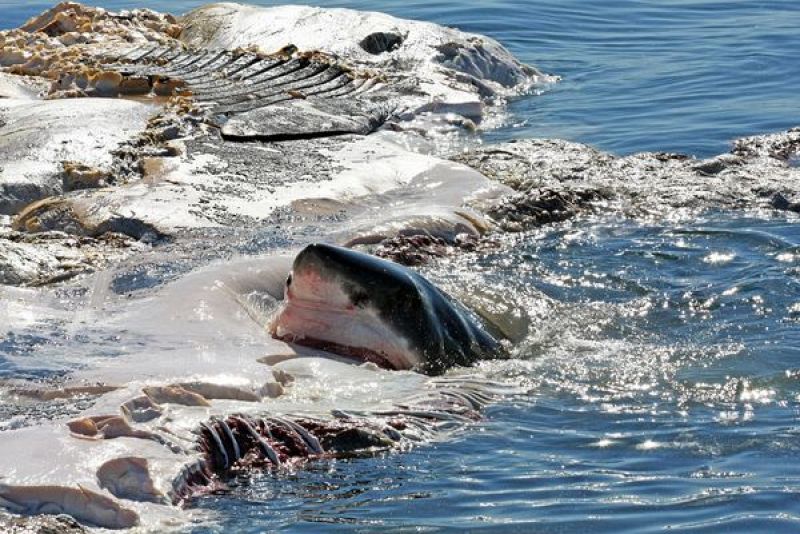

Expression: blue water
xmin=191 ymin=213 xmax=800 ymax=532
xmin=4 ymin=0 xmax=800 ymax=157
xmin=4 ymin=1 xmax=800 ymax=532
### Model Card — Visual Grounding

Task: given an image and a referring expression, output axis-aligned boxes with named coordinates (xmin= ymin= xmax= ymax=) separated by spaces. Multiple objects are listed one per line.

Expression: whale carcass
xmin=0 ymin=245 xmax=515 ymax=530
xmin=0 ymin=3 xmax=545 ymax=529
xmin=0 ymin=0 xmax=551 ymax=285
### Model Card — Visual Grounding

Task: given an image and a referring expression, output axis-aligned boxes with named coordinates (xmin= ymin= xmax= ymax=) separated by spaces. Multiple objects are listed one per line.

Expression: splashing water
xmin=194 ymin=213 xmax=800 ymax=531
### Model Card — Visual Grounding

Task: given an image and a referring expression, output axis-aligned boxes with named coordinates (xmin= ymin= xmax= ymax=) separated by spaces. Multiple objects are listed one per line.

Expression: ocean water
xmin=3 ymin=1 xmax=800 ymax=532
xmin=193 ymin=213 xmax=800 ymax=533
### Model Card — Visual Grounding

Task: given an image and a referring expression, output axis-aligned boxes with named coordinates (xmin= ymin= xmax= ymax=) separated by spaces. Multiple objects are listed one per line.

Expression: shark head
xmin=269 ymin=243 xmax=505 ymax=375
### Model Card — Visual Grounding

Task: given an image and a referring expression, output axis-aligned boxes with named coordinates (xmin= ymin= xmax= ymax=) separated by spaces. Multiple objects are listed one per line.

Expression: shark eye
xmin=350 ymin=290 xmax=370 ymax=308
xmin=286 ymin=274 xmax=292 ymax=287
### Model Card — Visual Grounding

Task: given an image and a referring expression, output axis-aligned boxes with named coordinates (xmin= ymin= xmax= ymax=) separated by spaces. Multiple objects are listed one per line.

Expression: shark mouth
xmin=270 ymin=333 xmax=402 ymax=371
xmin=269 ymin=289 xmax=421 ymax=372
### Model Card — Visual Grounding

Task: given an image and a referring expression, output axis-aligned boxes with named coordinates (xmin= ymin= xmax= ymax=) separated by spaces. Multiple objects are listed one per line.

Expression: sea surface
xmin=199 ymin=213 xmax=800 ymax=533
xmin=3 ymin=1 xmax=800 ymax=532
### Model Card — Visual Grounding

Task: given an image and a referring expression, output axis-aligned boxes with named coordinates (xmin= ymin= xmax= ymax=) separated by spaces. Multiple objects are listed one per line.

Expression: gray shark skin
xmin=270 ymin=243 xmax=507 ymax=375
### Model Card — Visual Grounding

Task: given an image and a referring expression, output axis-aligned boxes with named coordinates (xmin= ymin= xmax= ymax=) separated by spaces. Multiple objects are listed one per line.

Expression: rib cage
xmin=102 ymin=44 xmax=382 ymax=116
xmin=178 ymin=379 xmax=498 ymax=503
